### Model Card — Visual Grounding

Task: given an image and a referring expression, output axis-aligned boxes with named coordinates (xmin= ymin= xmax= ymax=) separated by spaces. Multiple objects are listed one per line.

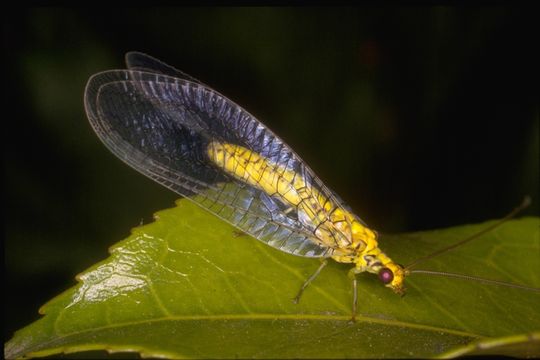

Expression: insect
xmin=85 ymin=52 xmax=539 ymax=320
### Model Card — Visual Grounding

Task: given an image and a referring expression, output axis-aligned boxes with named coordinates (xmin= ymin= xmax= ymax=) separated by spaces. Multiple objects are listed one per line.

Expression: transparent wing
xmin=124 ymin=52 xmax=362 ymax=221
xmin=84 ymin=59 xmax=358 ymax=257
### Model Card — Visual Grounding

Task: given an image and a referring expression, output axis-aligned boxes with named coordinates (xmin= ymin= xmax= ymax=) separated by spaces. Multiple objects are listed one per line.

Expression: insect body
xmin=207 ymin=140 xmax=404 ymax=293
xmin=85 ymin=52 xmax=536 ymax=319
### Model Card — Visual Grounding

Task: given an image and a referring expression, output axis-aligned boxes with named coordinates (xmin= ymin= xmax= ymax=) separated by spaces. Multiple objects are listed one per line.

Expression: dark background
xmin=4 ymin=6 xmax=538 ymax=347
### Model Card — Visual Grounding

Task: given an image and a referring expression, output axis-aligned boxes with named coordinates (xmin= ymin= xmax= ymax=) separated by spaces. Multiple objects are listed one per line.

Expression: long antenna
xmin=405 ymin=196 xmax=531 ymax=270
xmin=409 ymin=270 xmax=540 ymax=292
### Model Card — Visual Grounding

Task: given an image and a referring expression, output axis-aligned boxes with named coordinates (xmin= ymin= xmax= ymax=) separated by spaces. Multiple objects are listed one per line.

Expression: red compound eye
xmin=378 ymin=268 xmax=394 ymax=284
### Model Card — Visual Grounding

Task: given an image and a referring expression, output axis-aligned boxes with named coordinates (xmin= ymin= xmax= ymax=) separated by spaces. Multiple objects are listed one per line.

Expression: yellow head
xmin=347 ymin=247 xmax=407 ymax=295
xmin=377 ymin=262 xmax=406 ymax=295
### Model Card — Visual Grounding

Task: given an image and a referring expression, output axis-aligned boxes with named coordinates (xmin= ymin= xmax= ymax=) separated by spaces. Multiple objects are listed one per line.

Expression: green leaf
xmin=5 ymin=200 xmax=540 ymax=359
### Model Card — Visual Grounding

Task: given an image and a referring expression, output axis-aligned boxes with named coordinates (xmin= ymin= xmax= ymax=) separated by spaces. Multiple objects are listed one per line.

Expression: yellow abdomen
xmin=207 ymin=141 xmax=378 ymax=255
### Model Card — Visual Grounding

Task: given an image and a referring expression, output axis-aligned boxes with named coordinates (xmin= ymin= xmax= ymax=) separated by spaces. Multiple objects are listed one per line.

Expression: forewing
xmin=124 ymin=52 xmax=364 ymax=225
xmin=85 ymin=69 xmax=337 ymax=257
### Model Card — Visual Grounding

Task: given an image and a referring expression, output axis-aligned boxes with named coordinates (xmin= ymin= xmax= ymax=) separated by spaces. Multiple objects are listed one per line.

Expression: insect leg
xmin=292 ymin=259 xmax=328 ymax=304
xmin=348 ymin=268 xmax=358 ymax=322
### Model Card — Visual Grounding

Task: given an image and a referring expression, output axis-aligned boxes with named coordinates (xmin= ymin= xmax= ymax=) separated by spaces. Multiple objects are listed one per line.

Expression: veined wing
xmin=84 ymin=55 xmax=364 ymax=257
xmin=124 ymin=52 xmax=362 ymax=220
